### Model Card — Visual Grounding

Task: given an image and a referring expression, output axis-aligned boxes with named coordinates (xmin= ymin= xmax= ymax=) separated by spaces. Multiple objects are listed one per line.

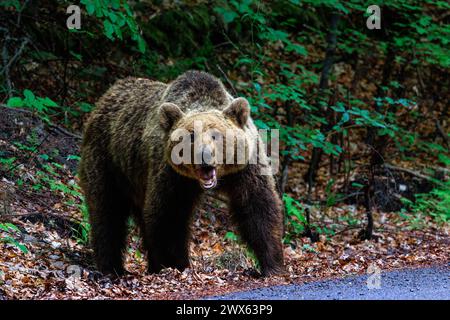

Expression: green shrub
xmin=400 ymin=180 xmax=450 ymax=227
xmin=0 ymin=223 xmax=28 ymax=253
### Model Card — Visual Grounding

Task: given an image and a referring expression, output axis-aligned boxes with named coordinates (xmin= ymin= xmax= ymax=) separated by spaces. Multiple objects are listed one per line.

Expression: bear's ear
xmin=223 ymin=97 xmax=250 ymax=128
xmin=159 ymin=102 xmax=184 ymax=131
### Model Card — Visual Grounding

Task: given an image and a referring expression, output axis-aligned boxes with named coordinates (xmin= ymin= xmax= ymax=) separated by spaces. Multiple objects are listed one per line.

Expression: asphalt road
xmin=212 ymin=266 xmax=450 ymax=300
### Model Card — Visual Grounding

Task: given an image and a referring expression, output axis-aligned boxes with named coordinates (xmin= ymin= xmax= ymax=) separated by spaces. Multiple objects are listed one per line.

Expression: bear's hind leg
xmin=89 ymin=191 xmax=129 ymax=276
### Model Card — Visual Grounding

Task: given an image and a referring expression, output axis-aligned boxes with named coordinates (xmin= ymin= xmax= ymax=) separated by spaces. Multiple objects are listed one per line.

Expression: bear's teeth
xmin=201 ymin=178 xmax=217 ymax=189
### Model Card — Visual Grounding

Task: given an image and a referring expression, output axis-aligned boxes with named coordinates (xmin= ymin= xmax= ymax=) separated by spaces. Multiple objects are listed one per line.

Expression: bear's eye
xmin=211 ymin=132 xmax=222 ymax=141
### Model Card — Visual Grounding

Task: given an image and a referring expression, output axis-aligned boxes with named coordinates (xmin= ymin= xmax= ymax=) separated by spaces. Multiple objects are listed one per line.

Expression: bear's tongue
xmin=197 ymin=167 xmax=217 ymax=189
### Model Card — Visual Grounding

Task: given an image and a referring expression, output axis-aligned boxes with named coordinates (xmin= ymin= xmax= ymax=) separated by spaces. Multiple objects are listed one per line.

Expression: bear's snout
xmin=198 ymin=164 xmax=216 ymax=180
xmin=196 ymin=144 xmax=214 ymax=166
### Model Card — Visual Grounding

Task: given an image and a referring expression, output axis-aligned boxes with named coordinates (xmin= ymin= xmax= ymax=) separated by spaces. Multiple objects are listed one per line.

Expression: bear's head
xmin=159 ymin=97 xmax=251 ymax=190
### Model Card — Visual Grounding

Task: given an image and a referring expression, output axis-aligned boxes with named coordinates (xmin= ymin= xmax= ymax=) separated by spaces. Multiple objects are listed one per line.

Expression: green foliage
xmin=224 ymin=231 xmax=238 ymax=242
xmin=0 ymin=0 xmax=23 ymax=10
xmin=6 ymin=88 xmax=93 ymax=126
xmin=214 ymin=0 xmax=410 ymax=165
xmin=283 ymin=194 xmax=307 ymax=244
xmin=284 ymin=191 xmax=340 ymax=242
xmin=80 ymin=0 xmax=146 ymax=53
xmin=324 ymin=179 xmax=338 ymax=207
xmin=400 ymin=180 xmax=450 ymax=227
xmin=338 ymin=210 xmax=361 ymax=227
xmin=39 ymin=160 xmax=89 ymax=243
xmin=76 ymin=102 xmax=94 ymax=113
xmin=7 ymin=90 xmax=59 ymax=121
xmin=223 ymin=230 xmax=259 ymax=270
xmin=301 ymin=243 xmax=318 ymax=253
xmin=18 ymin=151 xmax=89 ymax=244
xmin=73 ymin=201 xmax=91 ymax=245
xmin=0 ymin=223 xmax=28 ymax=253
xmin=0 ymin=157 xmax=17 ymax=172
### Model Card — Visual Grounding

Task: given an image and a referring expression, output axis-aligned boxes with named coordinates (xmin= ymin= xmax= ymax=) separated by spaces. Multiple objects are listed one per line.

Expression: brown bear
xmin=78 ymin=70 xmax=284 ymax=277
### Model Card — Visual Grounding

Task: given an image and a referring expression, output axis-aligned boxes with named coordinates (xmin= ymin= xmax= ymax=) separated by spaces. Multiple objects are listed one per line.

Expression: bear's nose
xmin=199 ymin=145 xmax=214 ymax=166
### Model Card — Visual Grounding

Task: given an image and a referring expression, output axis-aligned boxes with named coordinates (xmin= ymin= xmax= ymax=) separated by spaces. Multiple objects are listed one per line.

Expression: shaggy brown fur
xmin=78 ymin=70 xmax=284 ymax=276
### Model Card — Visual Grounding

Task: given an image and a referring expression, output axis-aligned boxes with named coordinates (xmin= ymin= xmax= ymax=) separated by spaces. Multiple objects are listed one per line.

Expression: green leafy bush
xmin=7 ymin=89 xmax=59 ymax=121
xmin=80 ymin=0 xmax=146 ymax=53
xmin=400 ymin=180 xmax=450 ymax=227
xmin=0 ymin=223 xmax=28 ymax=253
xmin=283 ymin=194 xmax=307 ymax=244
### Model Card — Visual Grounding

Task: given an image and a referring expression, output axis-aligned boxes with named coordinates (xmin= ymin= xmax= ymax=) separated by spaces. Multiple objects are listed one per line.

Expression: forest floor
xmin=0 ymin=107 xmax=449 ymax=300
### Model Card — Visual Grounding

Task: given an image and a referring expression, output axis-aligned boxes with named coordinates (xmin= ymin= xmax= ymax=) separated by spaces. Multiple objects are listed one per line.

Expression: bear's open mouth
xmin=197 ymin=166 xmax=217 ymax=190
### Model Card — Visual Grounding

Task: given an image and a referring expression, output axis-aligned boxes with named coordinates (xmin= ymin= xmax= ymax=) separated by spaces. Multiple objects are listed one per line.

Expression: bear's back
xmin=96 ymin=77 xmax=167 ymax=115
xmin=81 ymin=78 xmax=168 ymax=188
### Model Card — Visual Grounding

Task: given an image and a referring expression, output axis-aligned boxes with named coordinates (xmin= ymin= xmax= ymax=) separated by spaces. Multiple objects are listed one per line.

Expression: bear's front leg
xmin=223 ymin=164 xmax=285 ymax=276
xmin=142 ymin=166 xmax=201 ymax=273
